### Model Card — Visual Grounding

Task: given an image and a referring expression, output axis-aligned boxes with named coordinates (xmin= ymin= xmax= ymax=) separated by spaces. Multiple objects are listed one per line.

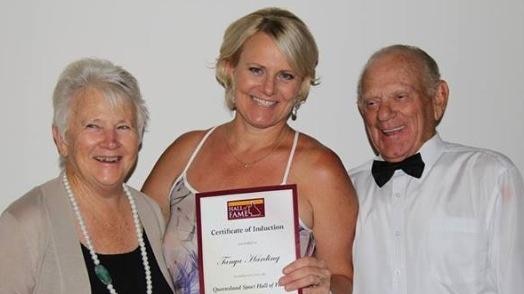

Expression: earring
xmin=291 ymin=103 xmax=300 ymax=121
xmin=232 ymin=96 xmax=236 ymax=109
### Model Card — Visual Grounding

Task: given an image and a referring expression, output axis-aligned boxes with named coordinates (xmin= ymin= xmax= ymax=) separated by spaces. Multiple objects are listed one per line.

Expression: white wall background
xmin=1 ymin=0 xmax=523 ymax=212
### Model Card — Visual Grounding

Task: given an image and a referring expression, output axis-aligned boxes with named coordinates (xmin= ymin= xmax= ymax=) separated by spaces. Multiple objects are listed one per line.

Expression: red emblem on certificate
xmin=227 ymin=198 xmax=265 ymax=220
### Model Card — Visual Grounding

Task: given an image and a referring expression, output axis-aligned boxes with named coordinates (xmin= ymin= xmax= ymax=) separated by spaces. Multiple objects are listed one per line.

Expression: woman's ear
xmin=52 ymin=126 xmax=69 ymax=157
xmin=217 ymin=59 xmax=235 ymax=89
xmin=224 ymin=60 xmax=235 ymax=79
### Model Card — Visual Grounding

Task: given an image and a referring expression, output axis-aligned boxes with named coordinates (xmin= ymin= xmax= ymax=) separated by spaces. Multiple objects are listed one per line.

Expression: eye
xmin=85 ymin=123 xmax=100 ymax=129
xmin=117 ymin=123 xmax=135 ymax=131
xmin=249 ymin=67 xmax=263 ymax=76
xmin=395 ymin=93 xmax=408 ymax=100
xmin=117 ymin=124 xmax=130 ymax=130
xmin=278 ymin=72 xmax=295 ymax=81
xmin=362 ymin=98 xmax=379 ymax=110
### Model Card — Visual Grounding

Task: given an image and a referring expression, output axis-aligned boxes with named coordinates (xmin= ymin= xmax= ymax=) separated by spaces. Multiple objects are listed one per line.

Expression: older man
xmin=350 ymin=44 xmax=524 ymax=294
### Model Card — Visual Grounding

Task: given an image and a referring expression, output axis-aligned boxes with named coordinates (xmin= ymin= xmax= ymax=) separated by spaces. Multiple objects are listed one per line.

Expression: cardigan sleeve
xmin=0 ymin=210 xmax=39 ymax=293
xmin=0 ymin=185 xmax=49 ymax=294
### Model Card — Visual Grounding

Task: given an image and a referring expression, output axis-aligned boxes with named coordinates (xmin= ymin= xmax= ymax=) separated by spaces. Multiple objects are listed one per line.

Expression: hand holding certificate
xmin=196 ymin=185 xmax=301 ymax=294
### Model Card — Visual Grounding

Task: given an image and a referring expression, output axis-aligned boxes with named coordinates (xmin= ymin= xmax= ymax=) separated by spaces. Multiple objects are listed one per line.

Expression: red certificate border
xmin=195 ymin=184 xmax=301 ymax=294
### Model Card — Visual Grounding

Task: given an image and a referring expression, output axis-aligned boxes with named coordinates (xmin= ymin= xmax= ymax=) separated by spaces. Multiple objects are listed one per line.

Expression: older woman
xmin=0 ymin=58 xmax=173 ymax=294
xmin=143 ymin=7 xmax=358 ymax=294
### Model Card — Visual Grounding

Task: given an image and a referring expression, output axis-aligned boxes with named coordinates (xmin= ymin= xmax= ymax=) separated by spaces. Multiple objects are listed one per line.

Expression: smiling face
xmin=228 ymin=32 xmax=303 ymax=129
xmin=54 ymin=87 xmax=139 ymax=193
xmin=359 ymin=53 xmax=448 ymax=162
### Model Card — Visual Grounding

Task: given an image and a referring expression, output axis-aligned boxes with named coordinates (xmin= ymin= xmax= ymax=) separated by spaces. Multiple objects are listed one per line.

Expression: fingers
xmin=282 ymin=256 xmax=321 ymax=274
xmin=279 ymin=257 xmax=331 ymax=293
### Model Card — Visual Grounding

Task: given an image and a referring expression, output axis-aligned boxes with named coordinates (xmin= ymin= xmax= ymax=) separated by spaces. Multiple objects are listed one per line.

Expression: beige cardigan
xmin=0 ymin=175 xmax=174 ymax=294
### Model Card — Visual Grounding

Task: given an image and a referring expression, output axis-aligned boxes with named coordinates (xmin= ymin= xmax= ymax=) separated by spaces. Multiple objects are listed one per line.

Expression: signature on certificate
xmin=219 ymin=254 xmax=281 ymax=267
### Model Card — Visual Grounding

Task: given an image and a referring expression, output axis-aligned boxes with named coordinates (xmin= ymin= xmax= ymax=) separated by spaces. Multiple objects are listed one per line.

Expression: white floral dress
xmin=163 ymin=127 xmax=315 ymax=294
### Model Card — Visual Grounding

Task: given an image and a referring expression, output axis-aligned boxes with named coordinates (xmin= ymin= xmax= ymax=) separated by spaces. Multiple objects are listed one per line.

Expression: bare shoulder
xmin=293 ymin=133 xmax=349 ymax=180
xmin=141 ymin=128 xmax=211 ymax=216
xmin=290 ymin=132 xmax=356 ymax=211
xmin=149 ymin=130 xmax=207 ymax=181
xmin=159 ymin=130 xmax=209 ymax=169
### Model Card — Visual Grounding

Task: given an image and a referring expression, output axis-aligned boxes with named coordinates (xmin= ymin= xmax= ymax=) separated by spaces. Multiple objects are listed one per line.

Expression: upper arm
xmin=0 ymin=210 xmax=38 ymax=293
xmin=295 ymin=146 xmax=358 ymax=282
xmin=141 ymin=131 xmax=204 ymax=220
xmin=492 ymin=166 xmax=524 ymax=291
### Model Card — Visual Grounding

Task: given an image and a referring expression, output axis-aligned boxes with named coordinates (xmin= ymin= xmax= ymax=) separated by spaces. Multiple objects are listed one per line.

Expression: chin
xmin=95 ymin=174 xmax=127 ymax=187
xmin=246 ymin=117 xmax=280 ymax=129
xmin=376 ymin=144 xmax=410 ymax=161
xmin=382 ymin=153 xmax=408 ymax=162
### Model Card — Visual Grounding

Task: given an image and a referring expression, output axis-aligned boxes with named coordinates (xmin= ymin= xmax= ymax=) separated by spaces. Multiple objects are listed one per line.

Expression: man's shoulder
xmin=441 ymin=140 xmax=517 ymax=171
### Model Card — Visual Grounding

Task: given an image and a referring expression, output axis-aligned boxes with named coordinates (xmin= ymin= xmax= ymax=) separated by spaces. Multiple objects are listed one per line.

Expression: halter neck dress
xmin=162 ymin=127 xmax=315 ymax=294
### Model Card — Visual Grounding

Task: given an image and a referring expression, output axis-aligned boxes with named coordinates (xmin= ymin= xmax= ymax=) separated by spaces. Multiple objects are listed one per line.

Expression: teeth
xmin=252 ymin=96 xmax=276 ymax=107
xmin=95 ymin=156 xmax=120 ymax=163
xmin=382 ymin=126 xmax=404 ymax=134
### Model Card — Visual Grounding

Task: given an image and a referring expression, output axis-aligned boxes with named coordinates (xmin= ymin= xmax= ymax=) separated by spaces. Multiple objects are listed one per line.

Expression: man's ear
xmin=433 ymin=80 xmax=449 ymax=124
xmin=52 ymin=126 xmax=69 ymax=157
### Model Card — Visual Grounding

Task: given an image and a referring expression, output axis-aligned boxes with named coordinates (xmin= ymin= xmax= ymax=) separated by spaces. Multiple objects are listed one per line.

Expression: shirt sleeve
xmin=0 ymin=210 xmax=37 ymax=293
xmin=491 ymin=166 xmax=524 ymax=293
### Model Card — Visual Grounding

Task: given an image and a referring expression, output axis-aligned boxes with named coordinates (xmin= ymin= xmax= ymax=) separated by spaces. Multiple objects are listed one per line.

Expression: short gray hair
xmin=52 ymin=58 xmax=149 ymax=141
xmin=357 ymin=44 xmax=441 ymax=101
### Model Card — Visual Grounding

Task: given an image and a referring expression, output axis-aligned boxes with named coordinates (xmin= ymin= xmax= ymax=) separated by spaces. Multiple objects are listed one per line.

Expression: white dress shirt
xmin=350 ymin=134 xmax=524 ymax=294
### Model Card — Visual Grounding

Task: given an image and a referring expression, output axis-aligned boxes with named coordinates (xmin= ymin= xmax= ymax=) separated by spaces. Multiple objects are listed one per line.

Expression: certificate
xmin=196 ymin=184 xmax=301 ymax=294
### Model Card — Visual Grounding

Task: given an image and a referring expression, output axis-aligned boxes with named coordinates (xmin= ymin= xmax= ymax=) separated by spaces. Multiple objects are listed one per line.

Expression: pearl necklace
xmin=62 ymin=174 xmax=152 ymax=294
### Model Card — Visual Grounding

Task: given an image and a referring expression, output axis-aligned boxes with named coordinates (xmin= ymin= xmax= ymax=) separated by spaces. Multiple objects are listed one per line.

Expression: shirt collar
xmin=418 ymin=133 xmax=445 ymax=178
xmin=374 ymin=133 xmax=445 ymax=179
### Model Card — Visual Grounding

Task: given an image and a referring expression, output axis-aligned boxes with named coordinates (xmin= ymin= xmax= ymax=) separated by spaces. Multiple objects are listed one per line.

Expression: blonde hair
xmin=215 ymin=7 xmax=319 ymax=110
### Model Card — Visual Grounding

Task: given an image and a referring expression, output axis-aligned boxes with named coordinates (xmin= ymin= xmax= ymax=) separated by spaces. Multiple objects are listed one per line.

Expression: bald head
xmin=357 ymin=44 xmax=441 ymax=102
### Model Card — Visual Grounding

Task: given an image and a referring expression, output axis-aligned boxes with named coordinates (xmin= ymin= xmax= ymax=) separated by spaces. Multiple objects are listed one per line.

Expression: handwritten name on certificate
xmin=196 ymin=184 xmax=301 ymax=294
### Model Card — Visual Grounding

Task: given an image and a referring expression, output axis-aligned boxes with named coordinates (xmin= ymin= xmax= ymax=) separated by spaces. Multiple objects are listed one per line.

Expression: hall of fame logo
xmin=227 ymin=198 xmax=265 ymax=220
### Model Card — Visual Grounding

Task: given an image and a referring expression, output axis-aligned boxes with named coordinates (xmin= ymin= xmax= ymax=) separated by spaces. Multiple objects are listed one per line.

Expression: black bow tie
xmin=371 ymin=153 xmax=425 ymax=187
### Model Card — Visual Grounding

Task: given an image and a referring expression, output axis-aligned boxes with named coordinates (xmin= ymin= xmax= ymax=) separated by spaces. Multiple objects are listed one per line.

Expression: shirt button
xmin=394 ymin=193 xmax=401 ymax=198
xmin=395 ymin=230 xmax=401 ymax=237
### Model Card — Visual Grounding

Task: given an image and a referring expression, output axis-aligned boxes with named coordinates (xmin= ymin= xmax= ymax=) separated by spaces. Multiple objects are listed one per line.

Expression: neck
xmin=227 ymin=120 xmax=290 ymax=150
xmin=224 ymin=120 xmax=290 ymax=168
xmin=64 ymin=170 xmax=127 ymax=212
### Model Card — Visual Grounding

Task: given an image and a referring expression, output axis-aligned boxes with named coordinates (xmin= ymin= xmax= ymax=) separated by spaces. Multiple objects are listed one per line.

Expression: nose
xmin=263 ymin=76 xmax=275 ymax=96
xmin=377 ymin=100 xmax=396 ymax=121
xmin=102 ymin=129 xmax=120 ymax=149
